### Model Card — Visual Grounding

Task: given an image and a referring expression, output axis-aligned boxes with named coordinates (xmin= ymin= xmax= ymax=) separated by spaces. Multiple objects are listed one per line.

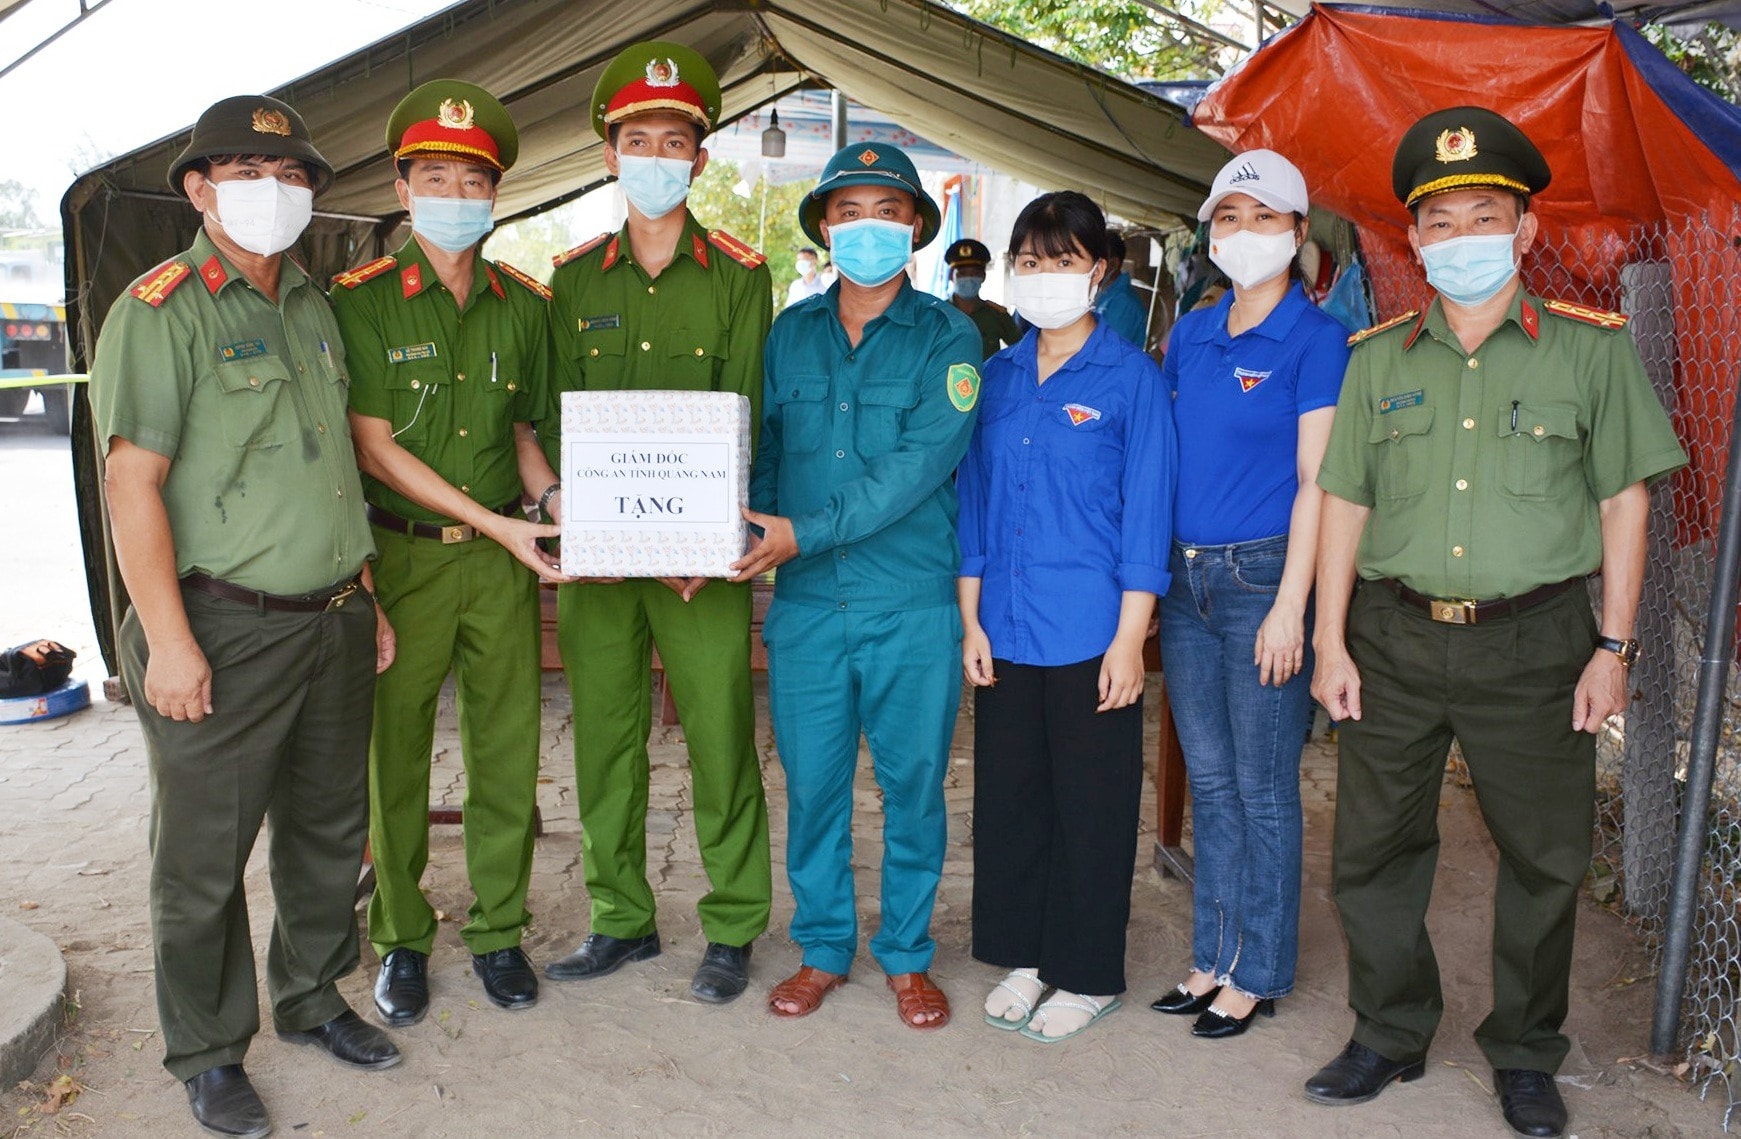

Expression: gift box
xmin=558 ymin=390 xmax=751 ymax=577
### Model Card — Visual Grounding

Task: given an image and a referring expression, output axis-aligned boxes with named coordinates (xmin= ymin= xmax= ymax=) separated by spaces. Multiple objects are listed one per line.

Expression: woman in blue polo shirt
xmin=958 ymin=191 xmax=1174 ymax=1042
xmin=1149 ymin=150 xmax=1348 ymax=1039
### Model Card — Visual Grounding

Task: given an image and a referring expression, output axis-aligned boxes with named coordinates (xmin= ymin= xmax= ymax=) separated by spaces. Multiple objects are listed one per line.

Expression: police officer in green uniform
xmin=945 ymin=238 xmax=1022 ymax=361
xmin=541 ymin=42 xmax=773 ymax=1004
xmin=330 ymin=80 xmax=565 ymax=1028
xmin=731 ymin=143 xmax=981 ymax=1030
xmin=1304 ymin=107 xmax=1687 ymax=1138
xmin=90 ymin=95 xmax=400 ymax=1139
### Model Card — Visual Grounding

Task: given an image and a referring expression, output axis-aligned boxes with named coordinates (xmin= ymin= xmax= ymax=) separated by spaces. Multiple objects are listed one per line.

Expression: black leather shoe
xmin=374 ymin=947 xmax=429 ymax=1028
xmin=184 ymin=1064 xmax=270 ymax=1139
xmin=544 ymin=931 xmax=661 ymax=980
xmin=473 ymin=946 xmax=539 ymax=1009
xmin=1190 ymin=996 xmax=1275 ymax=1038
xmin=277 ymin=1008 xmax=403 ymax=1071
xmin=1304 ymin=1040 xmax=1427 ymax=1105
xmin=1495 ymin=1068 xmax=1567 ymax=1138
xmin=1150 ymin=983 xmax=1220 ymax=1015
xmin=690 ymin=942 xmax=752 ymax=1004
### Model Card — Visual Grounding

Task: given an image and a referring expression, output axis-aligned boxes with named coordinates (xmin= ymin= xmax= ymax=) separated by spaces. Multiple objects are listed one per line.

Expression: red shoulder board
xmin=130 ymin=259 xmax=192 ymax=308
xmin=1544 ymin=299 xmax=1629 ymax=330
xmin=707 ymin=229 xmax=767 ymax=269
xmin=331 ymin=255 xmax=397 ymax=290
xmin=495 ymin=260 xmax=553 ymax=301
xmin=553 ymin=233 xmax=611 ymax=270
xmin=1346 ymin=310 xmax=1419 ymax=348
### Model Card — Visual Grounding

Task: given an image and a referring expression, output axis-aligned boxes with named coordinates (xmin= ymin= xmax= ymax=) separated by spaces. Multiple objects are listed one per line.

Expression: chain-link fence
xmin=1361 ymin=205 xmax=1741 ymax=1125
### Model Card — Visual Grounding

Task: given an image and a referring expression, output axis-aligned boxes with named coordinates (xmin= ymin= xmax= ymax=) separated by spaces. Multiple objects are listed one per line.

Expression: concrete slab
xmin=0 ymin=915 xmax=66 ymax=1088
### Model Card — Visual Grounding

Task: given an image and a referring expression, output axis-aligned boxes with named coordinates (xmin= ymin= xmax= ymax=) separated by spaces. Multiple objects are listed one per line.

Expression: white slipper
xmin=1019 ymin=992 xmax=1122 ymax=1043
xmin=983 ymin=968 xmax=1045 ymax=1030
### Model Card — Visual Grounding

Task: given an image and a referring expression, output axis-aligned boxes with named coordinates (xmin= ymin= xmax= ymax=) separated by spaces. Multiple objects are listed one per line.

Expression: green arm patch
xmin=947 ymin=362 xmax=980 ymax=412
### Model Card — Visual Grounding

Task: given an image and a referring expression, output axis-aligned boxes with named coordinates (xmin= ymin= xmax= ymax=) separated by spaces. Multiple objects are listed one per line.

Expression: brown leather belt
xmin=1380 ymin=576 xmax=1583 ymax=626
xmin=181 ymin=572 xmax=362 ymax=613
xmin=366 ymin=501 xmax=521 ymax=544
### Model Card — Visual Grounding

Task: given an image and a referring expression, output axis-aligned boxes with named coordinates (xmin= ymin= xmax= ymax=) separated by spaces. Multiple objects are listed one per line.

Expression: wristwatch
xmin=537 ymin=481 xmax=562 ymax=519
xmin=1596 ymin=636 xmax=1641 ymax=668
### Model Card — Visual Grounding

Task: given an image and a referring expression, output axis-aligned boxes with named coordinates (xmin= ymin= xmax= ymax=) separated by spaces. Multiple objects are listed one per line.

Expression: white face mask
xmin=1010 ymin=270 xmax=1097 ymax=329
xmin=1208 ymin=228 xmax=1298 ymax=291
xmin=207 ymin=177 xmax=314 ymax=257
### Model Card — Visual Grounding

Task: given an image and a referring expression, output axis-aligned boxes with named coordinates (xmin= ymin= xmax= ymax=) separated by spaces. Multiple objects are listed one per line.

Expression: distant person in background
xmin=1094 ymin=229 xmax=1148 ymax=348
xmin=787 ymin=246 xmax=829 ymax=306
xmin=945 ymin=238 xmax=1021 ymax=362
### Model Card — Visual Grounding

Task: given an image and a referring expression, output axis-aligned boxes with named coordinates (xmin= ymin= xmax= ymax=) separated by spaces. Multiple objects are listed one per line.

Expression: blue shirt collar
xmin=1183 ymin=281 xmax=1313 ymax=346
xmin=1009 ymin=314 xmax=1127 ymax=379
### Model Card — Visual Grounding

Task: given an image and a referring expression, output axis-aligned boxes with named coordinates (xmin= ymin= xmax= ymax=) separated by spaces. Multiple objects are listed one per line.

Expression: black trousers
xmin=971 ymin=655 xmax=1144 ymax=994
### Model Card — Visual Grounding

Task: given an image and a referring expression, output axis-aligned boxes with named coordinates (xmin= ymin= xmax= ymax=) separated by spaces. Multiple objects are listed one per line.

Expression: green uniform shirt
xmin=89 ymin=229 xmax=373 ymax=595
xmin=544 ymin=212 xmax=772 ymax=469
xmin=331 ymin=237 xmax=554 ymax=524
xmin=957 ymin=297 xmax=1023 ymax=362
xmin=1317 ymin=291 xmax=1687 ymax=599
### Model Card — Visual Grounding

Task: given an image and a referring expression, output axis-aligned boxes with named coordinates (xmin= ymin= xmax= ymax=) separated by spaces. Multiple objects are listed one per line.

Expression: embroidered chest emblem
xmin=1234 ymin=367 xmax=1270 ymax=393
xmin=1063 ymin=403 xmax=1102 ymax=425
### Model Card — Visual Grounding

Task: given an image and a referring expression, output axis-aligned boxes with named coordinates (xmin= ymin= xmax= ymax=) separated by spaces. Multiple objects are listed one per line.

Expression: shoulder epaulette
xmin=553 ymin=233 xmax=611 ymax=269
xmin=331 ymin=256 xmax=397 ymax=290
xmin=707 ymin=229 xmax=767 ymax=269
xmin=1543 ymin=299 xmax=1629 ymax=330
xmin=1347 ymin=310 xmax=1419 ymax=348
xmin=494 ymin=260 xmax=553 ymax=301
xmin=130 ymin=259 xmax=192 ymax=308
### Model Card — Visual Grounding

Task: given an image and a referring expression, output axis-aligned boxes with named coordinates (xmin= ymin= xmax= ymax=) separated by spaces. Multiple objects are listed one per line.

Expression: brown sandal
xmin=767 ymin=966 xmax=846 ymax=1018
xmin=887 ymin=972 xmax=951 ymax=1030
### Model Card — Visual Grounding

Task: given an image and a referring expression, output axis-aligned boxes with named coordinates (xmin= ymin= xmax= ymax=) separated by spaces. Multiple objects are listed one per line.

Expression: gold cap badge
xmin=437 ymin=98 xmax=475 ymax=130
xmin=251 ymin=108 xmax=292 ymax=136
xmin=645 ymin=58 xmax=679 ymax=87
xmin=1435 ymin=127 xmax=1478 ymax=163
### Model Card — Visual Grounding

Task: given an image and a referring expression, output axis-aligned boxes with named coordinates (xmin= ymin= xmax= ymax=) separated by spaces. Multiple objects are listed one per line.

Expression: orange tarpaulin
xmin=1193 ymin=3 xmax=1741 ymax=544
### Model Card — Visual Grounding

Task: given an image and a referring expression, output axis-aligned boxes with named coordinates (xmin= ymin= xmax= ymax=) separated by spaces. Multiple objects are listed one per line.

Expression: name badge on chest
xmin=388 ymin=342 xmax=439 ymax=364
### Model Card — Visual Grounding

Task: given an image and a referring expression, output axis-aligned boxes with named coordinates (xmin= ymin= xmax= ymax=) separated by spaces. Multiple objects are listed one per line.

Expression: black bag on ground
xmin=0 ymin=639 xmax=76 ymax=697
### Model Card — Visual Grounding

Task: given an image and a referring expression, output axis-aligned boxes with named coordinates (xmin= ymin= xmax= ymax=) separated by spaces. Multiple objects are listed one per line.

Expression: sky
xmin=0 ymin=0 xmax=452 ymax=221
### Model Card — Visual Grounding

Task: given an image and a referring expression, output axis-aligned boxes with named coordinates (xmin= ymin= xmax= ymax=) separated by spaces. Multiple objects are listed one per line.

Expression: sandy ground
xmin=0 ymin=411 xmax=1721 ymax=1138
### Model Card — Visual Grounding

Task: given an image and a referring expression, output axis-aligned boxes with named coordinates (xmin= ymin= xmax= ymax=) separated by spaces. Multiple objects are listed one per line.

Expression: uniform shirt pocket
xmin=1498 ymin=404 xmax=1580 ymax=499
xmin=663 ymin=328 xmax=729 ymax=391
xmin=380 ymin=360 xmax=446 ymax=447
xmin=570 ymin=327 xmax=627 ymax=385
xmin=1367 ymin=404 xmax=1434 ymax=501
xmin=855 ymin=379 xmax=919 ymax=457
xmin=774 ymin=374 xmax=830 ymax=453
xmin=212 ymin=357 xmax=296 ymax=450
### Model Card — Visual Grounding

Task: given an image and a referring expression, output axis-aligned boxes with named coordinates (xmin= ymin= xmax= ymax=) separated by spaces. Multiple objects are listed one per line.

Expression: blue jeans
xmin=1159 ymin=534 xmax=1310 ymax=1000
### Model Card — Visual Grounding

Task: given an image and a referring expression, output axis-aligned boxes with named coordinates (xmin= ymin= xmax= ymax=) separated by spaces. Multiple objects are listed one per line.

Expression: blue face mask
xmin=411 ymin=195 xmax=494 ymax=253
xmin=1419 ymin=228 xmax=1520 ymax=306
xmin=951 ymin=275 xmax=984 ymax=300
xmin=827 ymin=218 xmax=914 ymax=287
xmin=616 ymin=155 xmax=693 ymax=221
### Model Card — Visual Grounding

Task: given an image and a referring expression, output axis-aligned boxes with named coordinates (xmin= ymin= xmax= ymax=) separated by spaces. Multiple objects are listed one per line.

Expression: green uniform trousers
xmin=556 ymin=577 xmax=771 ymax=945
xmin=366 ymin=527 xmax=542 ymax=956
xmin=1333 ymin=581 xmax=1598 ymax=1073
xmin=121 ymin=585 xmax=376 ymax=1082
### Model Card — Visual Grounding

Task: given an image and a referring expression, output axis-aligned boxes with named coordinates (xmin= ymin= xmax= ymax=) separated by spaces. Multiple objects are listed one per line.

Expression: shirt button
xmin=1533 ymin=425 xmax=1545 ymax=437
xmin=694 ymin=348 xmax=704 ymax=357
xmin=839 ymin=402 xmax=849 ymax=411
xmin=1017 ymin=483 xmax=1025 ymax=491
xmin=460 ymin=484 xmax=470 ymax=493
xmin=1022 ymin=437 xmax=1030 ymax=445
xmin=838 ymin=601 xmax=847 ymax=610
xmin=1455 ymin=478 xmax=1468 ymax=491
xmin=1015 ymin=527 xmax=1023 ymax=536
xmin=249 ymin=377 xmax=261 ymax=387
xmin=640 ymin=341 xmax=652 ymax=351
xmin=317 ymin=423 xmax=327 ymax=434
xmin=648 ymin=285 xmax=657 ymax=295
xmin=410 ymin=379 xmax=421 ymax=390
xmin=1467 ymin=358 xmax=1480 ymax=370
xmin=456 ymin=372 xmax=466 ymax=382
xmin=1389 ymin=428 xmax=1400 ymax=440
xmin=297 ymin=362 xmax=306 ymax=373
xmin=589 ymin=348 xmax=600 ymax=358
xmin=507 ymin=382 xmax=517 ymax=392
xmin=336 ymin=489 xmax=344 ymax=498
xmin=1452 ymin=545 xmax=1465 ymax=557
xmin=835 ymin=449 xmax=846 ymax=459
xmin=1462 ymin=417 xmax=1475 ymax=430
xmin=838 ymin=550 xmax=847 ymax=560
xmin=458 ymin=428 xmax=469 ymax=437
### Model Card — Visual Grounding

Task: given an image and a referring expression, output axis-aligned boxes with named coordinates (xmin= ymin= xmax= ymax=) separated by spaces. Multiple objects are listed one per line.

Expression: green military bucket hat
xmin=798 ymin=143 xmax=941 ymax=249
xmin=388 ymin=79 xmax=518 ymax=172
xmin=168 ymin=95 xmax=334 ymax=197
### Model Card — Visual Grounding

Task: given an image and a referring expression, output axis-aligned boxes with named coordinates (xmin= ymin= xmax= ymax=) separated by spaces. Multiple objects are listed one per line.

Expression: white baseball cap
xmin=1197 ymin=149 xmax=1310 ymax=222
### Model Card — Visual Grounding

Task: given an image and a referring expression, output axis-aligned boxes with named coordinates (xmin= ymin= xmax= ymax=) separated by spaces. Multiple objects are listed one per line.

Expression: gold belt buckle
xmin=441 ymin=524 xmax=475 ymax=544
xmin=1431 ymin=599 xmax=1478 ymax=625
xmin=324 ymin=581 xmax=361 ymax=612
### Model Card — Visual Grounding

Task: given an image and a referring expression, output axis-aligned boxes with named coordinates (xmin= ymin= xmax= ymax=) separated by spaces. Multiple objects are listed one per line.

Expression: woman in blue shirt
xmin=958 ymin=191 xmax=1175 ymax=1042
xmin=1150 ymin=150 xmax=1349 ymax=1039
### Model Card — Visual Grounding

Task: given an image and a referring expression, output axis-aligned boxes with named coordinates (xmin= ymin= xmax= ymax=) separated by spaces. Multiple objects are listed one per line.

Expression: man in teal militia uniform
xmin=1305 ymin=107 xmax=1687 ymax=1139
xmin=330 ymin=80 xmax=565 ymax=1027
xmin=541 ymin=41 xmax=773 ymax=1004
xmin=90 ymin=95 xmax=400 ymax=1139
xmin=731 ymin=143 xmax=982 ymax=1029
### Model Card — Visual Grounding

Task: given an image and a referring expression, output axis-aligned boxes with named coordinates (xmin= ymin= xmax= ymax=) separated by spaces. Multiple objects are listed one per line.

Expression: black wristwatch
xmin=1596 ymin=636 xmax=1641 ymax=668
